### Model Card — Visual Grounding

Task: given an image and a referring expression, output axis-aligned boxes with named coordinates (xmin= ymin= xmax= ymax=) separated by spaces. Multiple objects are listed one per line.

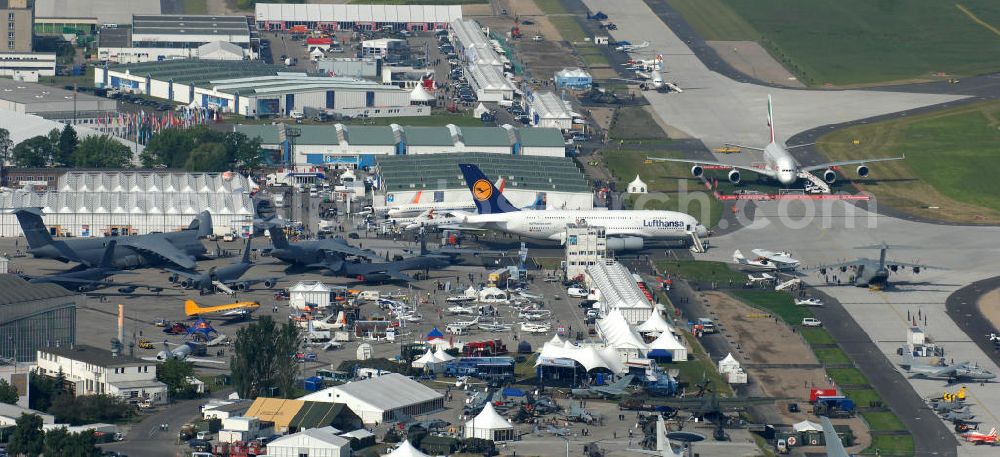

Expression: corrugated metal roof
xmin=246 ymin=398 xmax=304 ymax=430
xmin=587 ymin=261 xmax=651 ymax=310
xmin=254 ymin=3 xmax=462 ymax=23
xmin=517 ymin=128 xmax=566 ymax=148
xmin=234 ymin=125 xmax=281 ymax=144
xmin=460 ymin=127 xmax=511 ymax=147
xmin=315 ymin=373 xmax=443 ymax=411
xmin=530 ymin=91 xmax=572 ymax=119
xmin=378 ymin=152 xmax=589 ymax=193
xmin=0 ymin=274 xmax=77 ymax=307
xmin=40 ymin=344 xmax=149 ymax=368
xmin=404 ymin=127 xmax=454 ymax=146
xmin=345 ymin=126 xmax=396 ymax=146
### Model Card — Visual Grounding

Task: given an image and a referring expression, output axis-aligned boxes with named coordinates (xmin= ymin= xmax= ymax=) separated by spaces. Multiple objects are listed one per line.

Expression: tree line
xmin=0 ymin=124 xmax=264 ymax=173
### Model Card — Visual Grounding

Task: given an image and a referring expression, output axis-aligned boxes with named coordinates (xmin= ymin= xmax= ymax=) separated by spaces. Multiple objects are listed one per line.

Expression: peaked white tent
xmin=538 ymin=338 xmax=624 ymax=373
xmin=433 ymin=347 xmax=456 ymax=362
xmin=388 ymin=440 xmax=431 ymax=457
xmin=478 ymin=287 xmax=508 ymax=303
xmin=636 ymin=309 xmax=673 ymax=336
xmin=793 ymin=420 xmax=823 ymax=433
xmin=412 ymin=349 xmax=443 ymax=373
xmin=410 ymin=85 xmax=435 ymax=104
xmin=647 ymin=329 xmax=687 ymax=362
xmin=474 ymin=102 xmax=490 ymax=119
xmin=718 ymin=353 xmax=740 ymax=374
xmin=596 ymin=309 xmax=648 ymax=359
xmin=464 ymin=402 xmax=515 ymax=441
xmin=627 ymin=175 xmax=648 ymax=194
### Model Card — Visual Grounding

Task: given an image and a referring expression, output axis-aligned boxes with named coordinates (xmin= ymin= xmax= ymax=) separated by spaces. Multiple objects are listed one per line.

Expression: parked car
xmin=567 ymin=287 xmax=589 ymax=298
xmin=801 ymin=318 xmax=823 ymax=327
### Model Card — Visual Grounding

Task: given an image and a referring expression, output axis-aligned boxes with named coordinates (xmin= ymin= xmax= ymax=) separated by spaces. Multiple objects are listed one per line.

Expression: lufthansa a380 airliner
xmin=457 ymin=164 xmax=708 ymax=250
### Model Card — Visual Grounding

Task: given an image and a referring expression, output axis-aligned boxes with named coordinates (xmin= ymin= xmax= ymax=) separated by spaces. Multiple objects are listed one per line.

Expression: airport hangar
xmin=94 ymin=59 xmax=426 ymax=119
xmin=254 ymin=3 xmax=462 ymax=33
xmin=97 ymin=14 xmax=257 ymax=64
xmin=234 ymin=124 xmax=568 ymax=169
xmin=0 ymin=275 xmax=81 ymax=363
xmin=33 ymin=0 xmax=161 ymax=35
xmin=376 ymin=152 xmax=595 ymax=211
xmin=0 ymin=171 xmax=255 ymax=237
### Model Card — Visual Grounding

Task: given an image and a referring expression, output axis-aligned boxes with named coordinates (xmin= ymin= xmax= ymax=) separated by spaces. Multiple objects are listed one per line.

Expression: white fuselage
xmin=387 ymin=202 xmax=476 ymax=218
xmin=761 ymin=142 xmax=800 ymax=185
xmin=465 ymin=210 xmax=707 ymax=241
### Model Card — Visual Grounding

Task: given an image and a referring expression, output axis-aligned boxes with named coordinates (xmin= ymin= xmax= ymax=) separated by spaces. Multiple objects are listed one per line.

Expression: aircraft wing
xmin=819 ymin=417 xmax=850 ymax=457
xmin=386 ymin=270 xmax=415 ymax=282
xmin=318 ymin=241 xmax=377 ymax=259
xmin=646 ymin=156 xmax=777 ymax=178
xmin=31 ymin=276 xmax=164 ymax=290
xmin=225 ymin=277 xmax=278 ymax=288
xmin=185 ymin=357 xmax=225 ymax=365
xmin=164 ymin=268 xmax=200 ymax=280
xmin=118 ymin=236 xmax=197 ymax=269
xmin=800 ymin=156 xmax=905 ymax=173
xmin=751 ymin=249 xmax=798 ymax=265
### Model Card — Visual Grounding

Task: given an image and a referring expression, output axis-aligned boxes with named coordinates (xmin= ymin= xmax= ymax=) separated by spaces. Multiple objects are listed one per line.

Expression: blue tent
xmin=502 ymin=387 xmax=525 ymax=398
xmin=427 ymin=327 xmax=444 ymax=340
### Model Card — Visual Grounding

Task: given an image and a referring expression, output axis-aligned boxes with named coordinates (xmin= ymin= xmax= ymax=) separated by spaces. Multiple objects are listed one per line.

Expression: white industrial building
xmin=377 ymin=153 xmax=594 ymax=214
xmin=450 ymin=19 xmax=507 ymax=72
xmin=299 ymin=373 xmax=444 ymax=424
xmin=234 ymin=124 xmax=567 ymax=169
xmin=255 ymin=3 xmax=461 ymax=32
xmin=529 ymin=91 xmax=573 ymax=130
xmin=267 ymin=426 xmax=352 ymax=457
xmin=0 ymin=52 xmax=57 ymax=78
xmin=36 ymin=345 xmax=168 ymax=404
xmin=361 ymin=38 xmax=404 ymax=59
xmin=289 ymin=281 xmax=333 ymax=310
xmin=96 ymin=59 xmax=425 ymax=118
xmin=586 ymin=260 xmax=653 ymax=324
xmin=0 ymin=79 xmax=118 ymax=120
xmin=34 ymin=0 xmax=161 ymax=32
xmin=0 ymin=171 xmax=254 ymax=237
xmin=465 ymin=64 xmax=515 ymax=104
xmin=97 ymin=15 xmax=255 ymax=64
xmin=564 ymin=223 xmax=607 ymax=281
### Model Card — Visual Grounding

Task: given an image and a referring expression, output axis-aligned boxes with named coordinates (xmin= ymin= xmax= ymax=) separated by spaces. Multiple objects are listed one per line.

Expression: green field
xmin=827 ymin=368 xmax=868 ymax=386
xmin=535 ymin=0 xmax=570 ymax=15
xmin=666 ymin=0 xmax=1000 ymax=86
xmin=814 ymin=347 xmax=851 ymax=366
xmin=577 ymin=44 xmax=612 ymax=68
xmin=182 ymin=0 xmax=208 ymax=14
xmin=799 ymin=328 xmax=836 ymax=346
xmin=862 ymin=411 xmax=907 ymax=432
xmin=866 ymin=434 xmax=915 ymax=456
xmin=654 ymin=260 xmax=744 ymax=284
xmin=819 ymin=100 xmax=1000 ymax=224
xmin=609 ymin=106 xmax=670 ymax=143
xmin=728 ymin=290 xmax=811 ymax=324
xmin=844 ymin=388 xmax=882 ymax=407
xmin=665 ymin=332 xmax=734 ymax=396
xmin=604 ymin=150 xmax=722 ymax=227
xmin=549 ymin=16 xmax=587 ymax=42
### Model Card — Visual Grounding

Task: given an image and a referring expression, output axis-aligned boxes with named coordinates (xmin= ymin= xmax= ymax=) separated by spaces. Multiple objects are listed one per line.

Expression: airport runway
xmin=946 ymin=278 xmax=1000 ymax=374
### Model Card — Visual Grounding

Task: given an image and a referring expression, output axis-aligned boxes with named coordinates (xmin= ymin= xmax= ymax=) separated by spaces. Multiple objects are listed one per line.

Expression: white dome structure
xmin=627 ymin=175 xmax=648 ymax=194
xmin=464 ymin=402 xmax=515 ymax=441
xmin=387 ymin=440 xmax=431 ymax=457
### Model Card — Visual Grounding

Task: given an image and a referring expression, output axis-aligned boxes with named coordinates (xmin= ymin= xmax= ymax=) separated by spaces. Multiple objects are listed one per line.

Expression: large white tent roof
xmin=410 ymin=84 xmax=434 ymax=102
xmin=300 ymin=373 xmax=443 ymax=409
xmin=587 ymin=261 xmax=651 ymax=311
xmin=537 ymin=340 xmax=623 ymax=373
xmin=255 ymin=3 xmax=462 ymax=24
xmin=465 ymin=402 xmax=512 ymax=431
xmin=0 ymin=190 xmax=252 ymax=216
xmin=648 ymin=329 xmax=685 ymax=351
xmin=597 ymin=309 xmax=648 ymax=351
xmin=387 ymin=440 xmax=431 ymax=457
xmin=636 ymin=309 xmax=673 ymax=334
xmin=433 ymin=347 xmax=455 ymax=362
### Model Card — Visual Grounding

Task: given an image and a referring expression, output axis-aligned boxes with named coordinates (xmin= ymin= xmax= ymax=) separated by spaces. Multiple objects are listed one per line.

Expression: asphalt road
xmin=946 ymin=277 xmax=1000 ymax=372
xmin=97 ymin=396 xmax=208 ymax=457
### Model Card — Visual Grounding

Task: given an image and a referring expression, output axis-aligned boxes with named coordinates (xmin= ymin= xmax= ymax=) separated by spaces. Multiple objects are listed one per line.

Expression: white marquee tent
xmin=412 ymin=349 xmax=444 ymax=373
xmin=596 ymin=309 xmax=648 ymax=359
xmin=537 ymin=339 xmax=623 ymax=373
xmin=647 ymin=329 xmax=687 ymax=361
xmin=433 ymin=347 xmax=455 ymax=362
xmin=387 ymin=440 xmax=431 ymax=457
xmin=464 ymin=402 xmax=515 ymax=441
xmin=636 ymin=309 xmax=674 ymax=336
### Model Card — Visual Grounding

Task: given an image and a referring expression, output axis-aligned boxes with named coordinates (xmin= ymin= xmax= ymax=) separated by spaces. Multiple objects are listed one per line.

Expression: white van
xmin=290 ymin=110 xmax=305 ymax=120
xmin=567 ymin=287 xmax=589 ymax=298
xmin=358 ymin=290 xmax=380 ymax=301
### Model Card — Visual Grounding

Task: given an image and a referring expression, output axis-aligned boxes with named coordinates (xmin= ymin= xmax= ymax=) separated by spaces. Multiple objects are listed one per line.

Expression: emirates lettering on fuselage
xmin=643 ymin=219 xmax=685 ymax=229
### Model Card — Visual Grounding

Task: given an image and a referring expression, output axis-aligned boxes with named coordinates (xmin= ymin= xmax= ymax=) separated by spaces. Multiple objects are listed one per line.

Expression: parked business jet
xmin=648 ymin=95 xmax=904 ymax=186
xmin=457 ymin=164 xmax=707 ymax=250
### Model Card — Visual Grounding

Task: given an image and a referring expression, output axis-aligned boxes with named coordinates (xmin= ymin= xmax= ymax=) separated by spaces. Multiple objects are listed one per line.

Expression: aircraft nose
xmin=695 ymin=225 xmax=709 ymax=238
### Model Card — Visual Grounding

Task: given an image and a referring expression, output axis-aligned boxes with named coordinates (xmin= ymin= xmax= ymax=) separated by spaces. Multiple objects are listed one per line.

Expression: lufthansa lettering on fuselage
xmin=643 ymin=219 xmax=685 ymax=229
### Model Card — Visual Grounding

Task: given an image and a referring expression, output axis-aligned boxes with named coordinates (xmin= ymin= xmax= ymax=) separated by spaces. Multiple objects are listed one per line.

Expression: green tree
xmin=43 ymin=428 xmax=100 ymax=457
xmin=184 ymin=142 xmax=229 ymax=172
xmin=0 ymin=127 xmax=13 ymax=166
xmin=28 ymin=372 xmax=57 ymax=411
xmin=72 ymin=135 xmax=133 ymax=168
xmin=225 ymin=131 xmax=263 ymax=172
xmin=57 ymin=124 xmax=78 ymax=166
xmin=231 ymin=316 xmax=300 ymax=399
xmin=140 ymin=128 xmax=194 ymax=168
xmin=8 ymin=413 xmax=44 ymax=457
xmin=12 ymin=136 xmax=56 ymax=167
xmin=157 ymin=358 xmax=196 ymax=399
xmin=0 ymin=378 xmax=19 ymax=404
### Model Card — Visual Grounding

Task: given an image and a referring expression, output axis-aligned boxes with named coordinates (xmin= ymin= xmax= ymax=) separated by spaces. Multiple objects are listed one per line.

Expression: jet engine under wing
xmin=646 ymin=156 xmax=778 ymax=178
xmin=800 ymin=156 xmax=905 ymax=173
xmin=118 ymin=236 xmax=197 ymax=269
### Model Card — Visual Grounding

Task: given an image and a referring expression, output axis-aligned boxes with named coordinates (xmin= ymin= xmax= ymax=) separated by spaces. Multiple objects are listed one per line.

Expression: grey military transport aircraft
xmin=13 ymin=207 xmax=210 ymax=270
